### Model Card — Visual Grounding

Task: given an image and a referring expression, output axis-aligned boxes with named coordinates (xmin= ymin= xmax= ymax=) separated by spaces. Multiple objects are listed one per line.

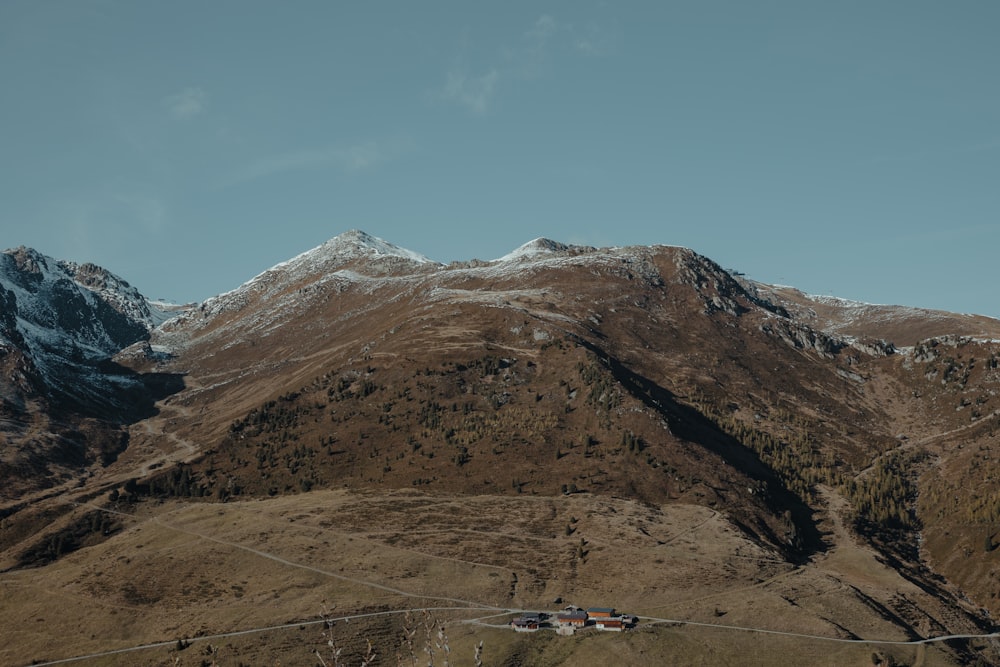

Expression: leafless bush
xmin=315 ymin=603 xmax=377 ymax=667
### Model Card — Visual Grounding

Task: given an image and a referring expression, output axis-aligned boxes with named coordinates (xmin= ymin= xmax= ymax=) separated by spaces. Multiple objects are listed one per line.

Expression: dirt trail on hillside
xmin=856 ymin=409 xmax=1000 ymax=480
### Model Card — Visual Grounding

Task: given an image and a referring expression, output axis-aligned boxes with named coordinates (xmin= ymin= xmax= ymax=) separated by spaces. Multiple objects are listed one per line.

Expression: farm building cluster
xmin=510 ymin=607 xmax=638 ymax=634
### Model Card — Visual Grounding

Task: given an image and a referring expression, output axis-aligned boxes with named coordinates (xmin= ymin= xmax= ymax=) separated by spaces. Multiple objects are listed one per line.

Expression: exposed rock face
xmin=0 ymin=247 xmax=181 ymax=497
xmin=0 ymin=247 xmax=157 ymax=358
xmin=759 ymin=318 xmax=846 ymax=358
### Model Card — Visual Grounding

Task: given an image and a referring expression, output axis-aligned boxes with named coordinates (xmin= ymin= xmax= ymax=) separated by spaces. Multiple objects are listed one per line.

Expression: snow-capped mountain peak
xmin=0 ymin=246 xmax=168 ymax=399
xmin=190 ymin=230 xmax=439 ymax=325
xmin=320 ymin=229 xmax=435 ymax=265
xmin=0 ymin=245 xmax=186 ymax=429
xmin=496 ymin=238 xmax=574 ymax=262
xmin=246 ymin=229 xmax=437 ymax=287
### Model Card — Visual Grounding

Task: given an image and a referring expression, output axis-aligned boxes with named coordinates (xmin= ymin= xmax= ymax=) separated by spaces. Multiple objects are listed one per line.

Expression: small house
xmin=587 ymin=607 xmax=616 ymax=619
xmin=595 ymin=616 xmax=625 ymax=632
xmin=512 ymin=615 xmax=541 ymax=632
xmin=556 ymin=610 xmax=588 ymax=627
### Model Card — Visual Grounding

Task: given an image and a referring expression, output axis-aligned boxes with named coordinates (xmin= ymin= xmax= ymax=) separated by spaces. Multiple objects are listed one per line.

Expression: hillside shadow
xmin=52 ymin=358 xmax=187 ymax=424
xmin=99 ymin=359 xmax=187 ymax=423
xmin=574 ymin=337 xmax=824 ymax=561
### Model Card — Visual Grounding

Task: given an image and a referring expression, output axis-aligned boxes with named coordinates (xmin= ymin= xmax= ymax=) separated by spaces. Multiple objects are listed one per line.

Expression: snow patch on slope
xmin=275 ymin=229 xmax=436 ymax=271
xmin=202 ymin=230 xmax=437 ymax=314
xmin=0 ymin=246 xmax=171 ymax=404
xmin=496 ymin=238 xmax=576 ymax=262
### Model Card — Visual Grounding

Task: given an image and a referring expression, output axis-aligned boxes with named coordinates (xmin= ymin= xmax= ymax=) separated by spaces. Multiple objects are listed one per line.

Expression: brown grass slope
xmin=3 ymin=240 xmax=1000 ymax=665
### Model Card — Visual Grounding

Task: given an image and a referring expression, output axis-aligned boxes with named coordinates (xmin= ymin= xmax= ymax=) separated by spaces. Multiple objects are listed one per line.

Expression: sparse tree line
xmin=116 ymin=344 xmax=852 ymax=515
xmin=920 ymin=436 xmax=1000 ymax=527
xmin=204 ymin=344 xmax=691 ymax=504
xmin=690 ymin=395 xmax=846 ymax=503
xmin=45 ymin=336 xmax=973 ymax=571
xmin=133 ymin=353 xmax=555 ymax=499
xmin=16 ymin=509 xmax=122 ymax=567
xmin=845 ymin=450 xmax=923 ymax=532
xmin=687 ymin=390 xmax=930 ymax=535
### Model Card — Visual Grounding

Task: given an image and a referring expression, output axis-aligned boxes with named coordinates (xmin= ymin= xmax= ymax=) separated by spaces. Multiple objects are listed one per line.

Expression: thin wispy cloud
xmin=571 ymin=20 xmax=618 ymax=56
xmin=525 ymin=14 xmax=557 ymax=44
xmin=443 ymin=67 xmax=499 ymax=114
xmin=221 ymin=141 xmax=392 ymax=187
xmin=440 ymin=14 xmax=612 ymax=114
xmin=505 ymin=14 xmax=559 ymax=79
xmin=164 ymin=87 xmax=207 ymax=119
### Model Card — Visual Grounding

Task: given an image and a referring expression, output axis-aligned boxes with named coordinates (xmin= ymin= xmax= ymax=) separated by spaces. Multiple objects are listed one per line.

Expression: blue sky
xmin=2 ymin=2 xmax=998 ymax=317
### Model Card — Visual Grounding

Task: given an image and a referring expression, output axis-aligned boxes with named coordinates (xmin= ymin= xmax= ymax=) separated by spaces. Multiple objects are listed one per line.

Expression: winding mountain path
xmin=31 ymin=498 xmax=992 ymax=667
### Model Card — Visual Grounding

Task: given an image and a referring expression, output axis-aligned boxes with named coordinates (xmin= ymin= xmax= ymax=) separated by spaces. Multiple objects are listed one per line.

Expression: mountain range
xmin=2 ymin=230 xmax=1000 ymax=666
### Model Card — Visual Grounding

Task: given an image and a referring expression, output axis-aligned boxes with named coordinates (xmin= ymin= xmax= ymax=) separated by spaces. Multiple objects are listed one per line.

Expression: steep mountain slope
xmin=122 ymin=233 xmax=1000 ymax=612
xmin=0 ymin=246 xmax=183 ymax=500
xmin=3 ymin=231 xmax=1000 ymax=665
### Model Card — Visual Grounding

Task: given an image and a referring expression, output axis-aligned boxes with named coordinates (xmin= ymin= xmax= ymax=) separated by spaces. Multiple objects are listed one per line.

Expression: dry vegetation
xmin=5 ymin=243 xmax=1000 ymax=665
xmin=0 ymin=489 xmax=985 ymax=666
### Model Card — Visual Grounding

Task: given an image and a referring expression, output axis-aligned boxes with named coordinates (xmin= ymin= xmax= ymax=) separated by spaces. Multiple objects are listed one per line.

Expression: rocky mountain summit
xmin=3 ymin=231 xmax=1000 ymax=665
xmin=0 ymin=246 xmax=181 ymax=496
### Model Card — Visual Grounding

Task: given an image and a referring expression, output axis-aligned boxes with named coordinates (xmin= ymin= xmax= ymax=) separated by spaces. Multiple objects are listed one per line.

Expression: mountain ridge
xmin=0 ymin=246 xmax=183 ymax=497
xmin=3 ymin=231 xmax=1000 ymax=665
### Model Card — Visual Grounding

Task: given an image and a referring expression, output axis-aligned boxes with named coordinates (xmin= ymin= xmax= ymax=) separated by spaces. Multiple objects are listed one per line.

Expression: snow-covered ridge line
xmin=803 ymin=292 xmax=1000 ymax=322
xmin=1 ymin=245 xmax=172 ymax=331
xmin=804 ymin=294 xmax=879 ymax=308
xmin=194 ymin=235 xmax=702 ymax=328
xmin=202 ymin=230 xmax=438 ymax=306
xmin=495 ymin=238 xmax=579 ymax=262
xmin=274 ymin=229 xmax=437 ymax=270
xmin=0 ymin=246 xmax=168 ymax=403
xmin=804 ymin=293 xmax=938 ymax=315
xmin=494 ymin=238 xmax=690 ymax=263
